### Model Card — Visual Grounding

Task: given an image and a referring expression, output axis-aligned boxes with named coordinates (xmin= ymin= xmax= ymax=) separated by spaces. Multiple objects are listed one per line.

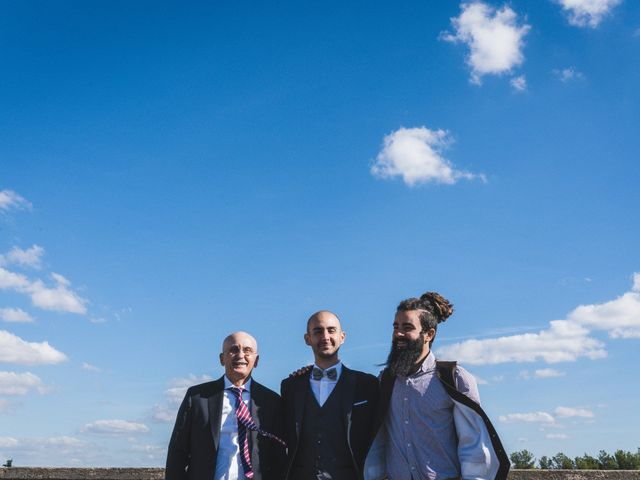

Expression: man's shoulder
xmin=184 ymin=377 xmax=224 ymax=397
xmin=251 ymin=379 xmax=281 ymax=401
xmin=344 ymin=366 xmax=378 ymax=385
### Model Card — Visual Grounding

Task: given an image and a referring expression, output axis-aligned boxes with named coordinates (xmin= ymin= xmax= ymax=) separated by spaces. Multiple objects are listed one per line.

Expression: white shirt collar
xmin=224 ymin=375 xmax=252 ymax=391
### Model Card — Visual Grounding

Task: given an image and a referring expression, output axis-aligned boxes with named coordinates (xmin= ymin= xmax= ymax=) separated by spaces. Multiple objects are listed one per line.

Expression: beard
xmin=385 ymin=333 xmax=425 ymax=377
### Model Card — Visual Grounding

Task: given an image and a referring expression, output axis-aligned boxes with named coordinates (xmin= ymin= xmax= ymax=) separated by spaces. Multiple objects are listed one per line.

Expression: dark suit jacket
xmin=165 ymin=376 xmax=286 ymax=480
xmin=280 ymin=366 xmax=379 ymax=480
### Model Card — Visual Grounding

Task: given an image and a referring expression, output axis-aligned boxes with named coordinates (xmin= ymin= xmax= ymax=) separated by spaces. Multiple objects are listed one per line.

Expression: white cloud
xmin=568 ymin=276 xmax=640 ymax=339
xmin=0 ymin=436 xmax=19 ymax=448
xmin=437 ymin=274 xmax=640 ymax=365
xmin=371 ymin=127 xmax=484 ymax=186
xmin=555 ymin=67 xmax=584 ymax=82
xmin=81 ymin=362 xmax=100 ymax=372
xmin=436 ymin=319 xmax=606 ymax=365
xmin=441 ymin=2 xmax=530 ymax=84
xmin=82 ymin=419 xmax=149 ymax=436
xmin=546 ymin=433 xmax=569 ymax=439
xmin=0 ymin=371 xmax=47 ymax=395
xmin=554 ymin=0 xmax=622 ymax=28
xmin=0 ymin=267 xmax=87 ymax=315
xmin=534 ymin=368 xmax=565 ymax=378
xmin=499 ymin=412 xmax=556 ymax=423
xmin=554 ymin=406 xmax=594 ymax=418
xmin=29 ymin=273 xmax=87 ymax=314
xmin=152 ymin=405 xmax=175 ymax=424
xmin=0 ymin=307 xmax=33 ymax=323
xmin=0 ymin=190 xmax=32 ymax=212
xmin=0 ymin=330 xmax=67 ymax=365
xmin=0 ymin=245 xmax=44 ymax=269
xmin=152 ymin=374 xmax=213 ymax=423
xmin=510 ymin=75 xmax=527 ymax=91
xmin=517 ymin=370 xmax=530 ymax=380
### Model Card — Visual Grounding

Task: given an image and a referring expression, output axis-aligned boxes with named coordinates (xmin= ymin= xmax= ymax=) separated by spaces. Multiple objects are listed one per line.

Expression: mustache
xmin=385 ymin=334 xmax=424 ymax=377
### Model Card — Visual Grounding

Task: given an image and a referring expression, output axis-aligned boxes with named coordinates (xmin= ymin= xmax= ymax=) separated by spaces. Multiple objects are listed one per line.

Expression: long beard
xmin=385 ymin=334 xmax=425 ymax=377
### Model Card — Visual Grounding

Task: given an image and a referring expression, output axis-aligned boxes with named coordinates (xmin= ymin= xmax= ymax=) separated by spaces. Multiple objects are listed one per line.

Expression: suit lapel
xmin=340 ymin=366 xmax=356 ymax=449
xmin=250 ymin=380 xmax=262 ymax=475
xmin=208 ymin=377 xmax=225 ymax=452
xmin=293 ymin=373 xmax=309 ymax=439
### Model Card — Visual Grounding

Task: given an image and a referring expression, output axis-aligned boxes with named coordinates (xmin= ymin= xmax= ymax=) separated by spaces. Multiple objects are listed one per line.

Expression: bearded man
xmin=367 ymin=292 xmax=509 ymax=480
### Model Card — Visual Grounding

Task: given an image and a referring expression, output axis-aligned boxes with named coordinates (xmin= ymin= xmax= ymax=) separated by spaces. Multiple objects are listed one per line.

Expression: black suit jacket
xmin=165 ymin=376 xmax=286 ymax=480
xmin=280 ymin=366 xmax=379 ymax=480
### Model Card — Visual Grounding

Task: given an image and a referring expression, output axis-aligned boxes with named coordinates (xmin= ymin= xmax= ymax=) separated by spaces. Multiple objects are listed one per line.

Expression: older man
xmin=166 ymin=331 xmax=286 ymax=480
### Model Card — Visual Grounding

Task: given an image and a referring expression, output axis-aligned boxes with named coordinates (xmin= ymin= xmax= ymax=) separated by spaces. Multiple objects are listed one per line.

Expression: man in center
xmin=281 ymin=310 xmax=379 ymax=480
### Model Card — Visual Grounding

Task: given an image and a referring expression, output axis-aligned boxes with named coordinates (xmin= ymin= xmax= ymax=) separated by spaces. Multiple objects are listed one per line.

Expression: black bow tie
xmin=312 ymin=367 xmax=337 ymax=380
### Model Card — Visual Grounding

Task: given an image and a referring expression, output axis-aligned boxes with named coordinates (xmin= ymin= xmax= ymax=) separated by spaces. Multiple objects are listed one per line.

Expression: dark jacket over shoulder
xmin=280 ymin=366 xmax=379 ymax=480
xmin=165 ymin=377 xmax=286 ymax=480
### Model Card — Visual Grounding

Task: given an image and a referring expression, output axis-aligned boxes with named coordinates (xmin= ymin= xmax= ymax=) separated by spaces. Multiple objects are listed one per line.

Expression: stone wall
xmin=2 ymin=468 xmax=640 ymax=480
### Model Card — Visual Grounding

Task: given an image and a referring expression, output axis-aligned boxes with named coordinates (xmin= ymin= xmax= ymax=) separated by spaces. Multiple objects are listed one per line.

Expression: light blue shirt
xmin=214 ymin=376 xmax=252 ymax=480
xmin=385 ymin=353 xmax=479 ymax=480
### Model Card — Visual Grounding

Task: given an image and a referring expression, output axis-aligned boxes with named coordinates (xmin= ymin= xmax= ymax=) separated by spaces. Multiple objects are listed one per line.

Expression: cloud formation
xmin=152 ymin=374 xmax=213 ymax=423
xmin=371 ymin=127 xmax=484 ymax=186
xmin=0 ymin=267 xmax=87 ymax=315
xmin=534 ymin=368 xmax=565 ymax=378
xmin=0 ymin=190 xmax=32 ymax=212
xmin=0 ymin=371 xmax=47 ymax=395
xmin=0 ymin=330 xmax=67 ymax=365
xmin=554 ymin=0 xmax=621 ymax=28
xmin=83 ymin=419 xmax=149 ymax=436
xmin=510 ymin=75 xmax=527 ymax=91
xmin=0 ymin=245 xmax=44 ymax=269
xmin=0 ymin=307 xmax=34 ymax=323
xmin=500 ymin=406 xmax=594 ymax=424
xmin=437 ymin=273 xmax=640 ymax=365
xmin=441 ymin=2 xmax=530 ymax=84
xmin=555 ymin=67 xmax=584 ymax=82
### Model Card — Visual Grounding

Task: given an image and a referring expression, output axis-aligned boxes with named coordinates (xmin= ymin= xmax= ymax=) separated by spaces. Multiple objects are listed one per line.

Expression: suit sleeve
xmin=165 ymin=389 xmax=192 ymax=480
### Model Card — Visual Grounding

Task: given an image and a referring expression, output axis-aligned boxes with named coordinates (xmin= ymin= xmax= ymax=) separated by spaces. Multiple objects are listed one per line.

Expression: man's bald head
xmin=306 ymin=310 xmax=341 ymax=333
xmin=222 ymin=331 xmax=258 ymax=352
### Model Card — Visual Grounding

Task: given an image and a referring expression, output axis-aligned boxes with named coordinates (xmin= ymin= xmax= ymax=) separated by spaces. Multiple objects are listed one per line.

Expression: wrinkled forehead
xmin=222 ymin=333 xmax=258 ymax=352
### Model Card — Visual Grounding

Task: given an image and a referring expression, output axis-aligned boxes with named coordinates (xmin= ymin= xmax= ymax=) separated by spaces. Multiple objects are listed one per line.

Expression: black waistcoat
xmin=291 ymin=379 xmax=356 ymax=480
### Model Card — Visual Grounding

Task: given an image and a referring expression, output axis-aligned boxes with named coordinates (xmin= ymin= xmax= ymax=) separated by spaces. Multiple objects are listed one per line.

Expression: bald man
xmin=166 ymin=332 xmax=286 ymax=480
xmin=280 ymin=311 xmax=379 ymax=480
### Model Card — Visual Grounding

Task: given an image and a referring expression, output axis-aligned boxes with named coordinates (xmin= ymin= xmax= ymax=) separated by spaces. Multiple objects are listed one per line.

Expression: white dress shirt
xmin=214 ymin=376 xmax=252 ymax=480
xmin=309 ymin=362 xmax=343 ymax=406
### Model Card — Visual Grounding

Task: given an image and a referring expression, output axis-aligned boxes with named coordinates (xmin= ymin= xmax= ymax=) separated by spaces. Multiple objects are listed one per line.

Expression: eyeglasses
xmin=224 ymin=346 xmax=257 ymax=357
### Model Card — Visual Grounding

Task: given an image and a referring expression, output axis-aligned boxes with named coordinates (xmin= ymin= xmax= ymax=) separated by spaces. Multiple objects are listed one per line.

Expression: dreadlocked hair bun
xmin=419 ymin=292 xmax=454 ymax=323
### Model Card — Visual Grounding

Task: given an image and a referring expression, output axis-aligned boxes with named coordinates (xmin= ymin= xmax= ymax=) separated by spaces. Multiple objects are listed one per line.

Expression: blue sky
xmin=1 ymin=0 xmax=639 ymax=467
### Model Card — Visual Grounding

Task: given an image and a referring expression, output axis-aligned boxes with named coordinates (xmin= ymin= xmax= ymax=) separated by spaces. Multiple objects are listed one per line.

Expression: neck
xmin=228 ymin=375 xmax=251 ymax=387
xmin=408 ymin=349 xmax=430 ymax=375
xmin=315 ymin=356 xmax=340 ymax=370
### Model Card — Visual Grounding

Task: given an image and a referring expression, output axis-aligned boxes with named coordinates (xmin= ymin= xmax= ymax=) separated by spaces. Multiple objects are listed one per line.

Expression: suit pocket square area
xmin=353 ymin=400 xmax=368 ymax=407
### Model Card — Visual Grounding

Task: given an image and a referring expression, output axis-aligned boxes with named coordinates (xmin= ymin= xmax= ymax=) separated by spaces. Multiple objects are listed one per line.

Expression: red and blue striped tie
xmin=230 ymin=386 xmax=286 ymax=479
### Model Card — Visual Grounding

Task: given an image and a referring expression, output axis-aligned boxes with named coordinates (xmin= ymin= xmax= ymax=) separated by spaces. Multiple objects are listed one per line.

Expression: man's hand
xmin=288 ymin=364 xmax=313 ymax=377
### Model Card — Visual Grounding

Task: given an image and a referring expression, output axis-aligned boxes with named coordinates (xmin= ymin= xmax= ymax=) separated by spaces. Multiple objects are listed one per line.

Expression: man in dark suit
xmin=281 ymin=311 xmax=379 ymax=480
xmin=166 ymin=331 xmax=286 ymax=480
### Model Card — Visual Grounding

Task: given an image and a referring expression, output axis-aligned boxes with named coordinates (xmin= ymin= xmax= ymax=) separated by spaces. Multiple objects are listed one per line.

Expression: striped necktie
xmin=230 ymin=386 xmax=287 ymax=479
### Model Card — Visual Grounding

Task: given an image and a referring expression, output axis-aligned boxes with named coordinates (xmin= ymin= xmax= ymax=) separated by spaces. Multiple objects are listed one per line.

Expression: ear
xmin=339 ymin=330 xmax=346 ymax=344
xmin=304 ymin=332 xmax=311 ymax=346
xmin=253 ymin=354 xmax=260 ymax=368
xmin=219 ymin=353 xmax=225 ymax=366
xmin=424 ymin=328 xmax=436 ymax=344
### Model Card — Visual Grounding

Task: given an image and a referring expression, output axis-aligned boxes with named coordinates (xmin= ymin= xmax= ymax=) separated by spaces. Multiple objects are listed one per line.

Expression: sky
xmin=1 ymin=0 xmax=639 ymax=468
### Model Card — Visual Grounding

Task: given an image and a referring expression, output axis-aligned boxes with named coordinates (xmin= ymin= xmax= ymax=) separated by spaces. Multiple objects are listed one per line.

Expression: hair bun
xmin=420 ymin=292 xmax=454 ymax=323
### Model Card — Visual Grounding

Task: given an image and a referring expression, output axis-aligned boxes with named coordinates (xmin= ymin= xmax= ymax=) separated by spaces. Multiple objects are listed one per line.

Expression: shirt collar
xmin=224 ymin=376 xmax=252 ymax=391
xmin=413 ymin=351 xmax=436 ymax=375
xmin=312 ymin=361 xmax=343 ymax=380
